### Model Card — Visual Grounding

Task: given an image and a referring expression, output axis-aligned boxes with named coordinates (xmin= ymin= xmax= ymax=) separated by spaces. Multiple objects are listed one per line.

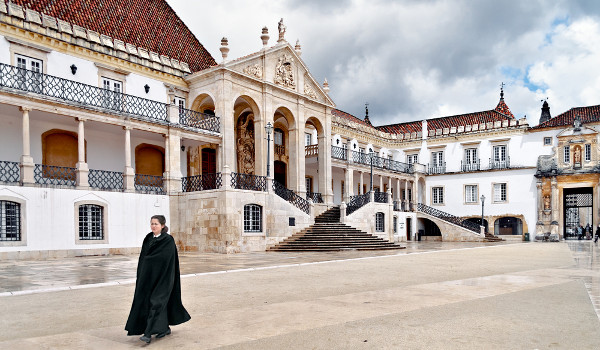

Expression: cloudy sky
xmin=167 ymin=0 xmax=600 ymax=127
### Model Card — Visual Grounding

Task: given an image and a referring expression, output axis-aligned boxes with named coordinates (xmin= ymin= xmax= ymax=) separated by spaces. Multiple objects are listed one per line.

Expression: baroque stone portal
xmin=236 ymin=113 xmax=255 ymax=174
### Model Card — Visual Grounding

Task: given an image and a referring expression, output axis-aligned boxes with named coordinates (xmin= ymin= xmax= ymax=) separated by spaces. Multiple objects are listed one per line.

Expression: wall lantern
xmin=144 ymin=84 xmax=150 ymax=94
xmin=70 ymin=64 xmax=77 ymax=75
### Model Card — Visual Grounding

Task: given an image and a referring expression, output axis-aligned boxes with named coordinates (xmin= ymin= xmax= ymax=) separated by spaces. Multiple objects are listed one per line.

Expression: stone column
xmin=359 ymin=171 xmax=364 ymax=194
xmin=403 ymin=179 xmax=408 ymax=210
xmin=378 ymin=174 xmax=383 ymax=192
xmin=19 ymin=107 xmax=34 ymax=185
xmin=395 ymin=178 xmax=400 ymax=201
xmin=551 ymin=177 xmax=559 ymax=238
xmin=76 ymin=118 xmax=89 ymax=188
xmin=536 ymin=180 xmax=543 ymax=224
xmin=215 ymin=73 xmax=236 ymax=170
xmin=164 ymin=130 xmax=183 ymax=194
xmin=123 ymin=127 xmax=135 ymax=192
xmin=347 ymin=140 xmax=353 ymax=164
xmin=344 ymin=167 xmax=353 ymax=203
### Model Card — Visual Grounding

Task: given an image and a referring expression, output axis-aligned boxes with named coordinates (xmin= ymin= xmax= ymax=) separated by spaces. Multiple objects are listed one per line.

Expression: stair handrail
xmin=272 ymin=180 xmax=310 ymax=214
xmin=416 ymin=203 xmax=481 ymax=233
xmin=346 ymin=191 xmax=371 ymax=216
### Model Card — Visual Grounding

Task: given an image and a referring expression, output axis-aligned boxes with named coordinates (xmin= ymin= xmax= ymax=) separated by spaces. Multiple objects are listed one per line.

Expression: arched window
xmin=0 ymin=200 xmax=21 ymax=241
xmin=78 ymin=204 xmax=104 ymax=240
xmin=244 ymin=204 xmax=262 ymax=232
xmin=375 ymin=212 xmax=385 ymax=232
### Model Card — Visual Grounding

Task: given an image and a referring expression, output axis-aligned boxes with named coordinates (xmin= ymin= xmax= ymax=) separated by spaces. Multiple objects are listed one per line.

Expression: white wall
xmin=0 ymin=35 xmax=11 ymax=65
xmin=0 ymin=185 xmax=169 ymax=253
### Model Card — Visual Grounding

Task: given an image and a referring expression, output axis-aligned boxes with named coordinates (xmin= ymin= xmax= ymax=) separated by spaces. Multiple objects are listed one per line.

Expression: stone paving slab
xmin=1 ymin=242 xmax=599 ymax=349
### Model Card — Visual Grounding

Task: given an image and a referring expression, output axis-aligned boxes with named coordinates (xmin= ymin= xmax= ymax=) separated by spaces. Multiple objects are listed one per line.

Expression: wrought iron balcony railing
xmin=346 ymin=191 xmax=371 ymax=216
xmin=273 ymin=180 xmax=310 ymax=214
xmin=305 ymin=144 xmax=318 ymax=157
xmin=0 ymin=160 xmax=20 ymax=183
xmin=350 ymin=151 xmax=412 ymax=174
xmin=231 ymin=172 xmax=267 ymax=192
xmin=428 ymin=162 xmax=446 ymax=174
xmin=34 ymin=164 xmax=76 ymax=187
xmin=306 ymin=191 xmax=324 ymax=203
xmin=89 ymin=169 xmax=124 ymax=191
xmin=461 ymin=160 xmax=480 ymax=172
xmin=134 ymin=174 xmax=165 ymax=194
xmin=0 ymin=63 xmax=220 ymax=134
xmin=182 ymin=173 xmax=222 ymax=192
xmin=374 ymin=190 xmax=388 ymax=203
xmin=489 ymin=157 xmax=511 ymax=170
xmin=416 ymin=203 xmax=480 ymax=233
xmin=331 ymin=145 xmax=347 ymax=160
xmin=178 ymin=108 xmax=220 ymax=133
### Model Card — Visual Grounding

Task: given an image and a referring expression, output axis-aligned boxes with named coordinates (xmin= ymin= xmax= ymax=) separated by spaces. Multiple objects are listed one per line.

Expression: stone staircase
xmin=268 ymin=206 xmax=404 ymax=251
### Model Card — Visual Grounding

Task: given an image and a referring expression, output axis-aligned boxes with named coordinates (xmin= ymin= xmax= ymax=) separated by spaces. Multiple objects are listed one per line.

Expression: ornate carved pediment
xmin=243 ymin=64 xmax=262 ymax=79
xmin=274 ymin=54 xmax=295 ymax=88
xmin=304 ymin=82 xmax=317 ymax=99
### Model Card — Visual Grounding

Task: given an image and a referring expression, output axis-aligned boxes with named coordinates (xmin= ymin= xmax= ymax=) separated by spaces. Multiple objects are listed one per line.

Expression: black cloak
xmin=125 ymin=232 xmax=190 ymax=336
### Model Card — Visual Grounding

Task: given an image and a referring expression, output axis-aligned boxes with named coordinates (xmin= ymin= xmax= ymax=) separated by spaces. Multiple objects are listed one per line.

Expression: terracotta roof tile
xmin=532 ymin=104 xmax=600 ymax=129
xmin=376 ymin=121 xmax=422 ymax=134
xmin=11 ymin=0 xmax=216 ymax=72
xmin=494 ymin=98 xmax=514 ymax=118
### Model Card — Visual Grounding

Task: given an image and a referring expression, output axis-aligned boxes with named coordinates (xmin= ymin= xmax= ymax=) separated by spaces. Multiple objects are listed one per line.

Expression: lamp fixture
xmin=70 ymin=64 xmax=77 ymax=75
xmin=144 ymin=84 xmax=150 ymax=93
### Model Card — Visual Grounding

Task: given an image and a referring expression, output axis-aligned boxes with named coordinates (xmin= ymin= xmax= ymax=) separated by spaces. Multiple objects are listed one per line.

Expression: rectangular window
xmin=432 ymin=187 xmax=444 ymax=205
xmin=564 ymin=146 xmax=570 ymax=163
xmin=15 ymin=54 xmax=43 ymax=93
xmin=493 ymin=183 xmax=507 ymax=202
xmin=0 ymin=200 xmax=21 ymax=241
xmin=493 ymin=145 xmax=507 ymax=162
xmin=274 ymin=129 xmax=283 ymax=146
xmin=465 ymin=185 xmax=478 ymax=203
xmin=79 ymin=204 xmax=104 ymax=240
xmin=544 ymin=137 xmax=552 ymax=145
xmin=465 ymin=148 xmax=477 ymax=164
xmin=243 ymin=204 xmax=262 ymax=232
xmin=406 ymin=154 xmax=419 ymax=165
xmin=305 ymin=133 xmax=312 ymax=146
xmin=432 ymin=151 xmax=444 ymax=166
xmin=305 ymin=177 xmax=313 ymax=193
xmin=585 ymin=144 xmax=591 ymax=161
xmin=375 ymin=212 xmax=385 ymax=232
xmin=407 ymin=188 xmax=413 ymax=202
xmin=101 ymin=77 xmax=123 ymax=110
xmin=174 ymin=96 xmax=186 ymax=114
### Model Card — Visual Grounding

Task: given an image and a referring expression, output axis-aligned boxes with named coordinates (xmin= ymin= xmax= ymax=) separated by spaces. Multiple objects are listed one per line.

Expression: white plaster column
xmin=378 ymin=174 xmax=383 ymax=192
xmin=75 ymin=118 xmax=89 ymax=188
xmin=19 ymin=107 xmax=34 ymax=185
xmin=346 ymin=140 xmax=353 ymax=164
xmin=123 ymin=126 xmax=135 ymax=192
xmin=395 ymin=178 xmax=401 ymax=201
xmin=344 ymin=167 xmax=353 ymax=203
xmin=359 ymin=171 xmax=364 ymax=194
xmin=403 ymin=179 xmax=408 ymax=210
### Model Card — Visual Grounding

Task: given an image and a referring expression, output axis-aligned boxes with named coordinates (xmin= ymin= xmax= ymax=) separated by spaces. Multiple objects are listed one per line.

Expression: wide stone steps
xmin=269 ymin=206 xmax=404 ymax=252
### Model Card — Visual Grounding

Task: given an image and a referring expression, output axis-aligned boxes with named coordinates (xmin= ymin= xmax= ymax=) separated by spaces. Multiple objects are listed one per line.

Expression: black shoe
xmin=140 ymin=334 xmax=151 ymax=343
xmin=157 ymin=327 xmax=171 ymax=338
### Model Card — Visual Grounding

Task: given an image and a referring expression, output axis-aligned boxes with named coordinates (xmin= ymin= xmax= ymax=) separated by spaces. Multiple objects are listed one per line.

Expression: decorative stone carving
xmin=304 ymin=82 xmax=317 ymax=99
xmin=236 ymin=114 xmax=255 ymax=174
xmin=274 ymin=54 xmax=295 ymax=88
xmin=243 ymin=64 xmax=262 ymax=79
xmin=543 ymin=195 xmax=551 ymax=210
xmin=278 ymin=18 xmax=286 ymax=42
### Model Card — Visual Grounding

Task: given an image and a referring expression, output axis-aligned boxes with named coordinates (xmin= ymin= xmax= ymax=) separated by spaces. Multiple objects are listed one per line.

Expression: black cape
xmin=125 ymin=232 xmax=190 ymax=336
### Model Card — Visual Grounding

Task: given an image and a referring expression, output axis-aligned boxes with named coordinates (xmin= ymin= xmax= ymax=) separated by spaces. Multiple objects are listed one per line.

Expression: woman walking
xmin=125 ymin=215 xmax=190 ymax=343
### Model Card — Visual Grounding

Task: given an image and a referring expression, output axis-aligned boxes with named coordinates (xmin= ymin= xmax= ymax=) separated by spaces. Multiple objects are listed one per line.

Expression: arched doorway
xmin=494 ymin=217 xmax=523 ymax=235
xmin=564 ymin=187 xmax=593 ymax=239
xmin=418 ymin=218 xmax=441 ymax=241
xmin=135 ymin=144 xmax=164 ymax=188
xmin=463 ymin=218 xmax=489 ymax=233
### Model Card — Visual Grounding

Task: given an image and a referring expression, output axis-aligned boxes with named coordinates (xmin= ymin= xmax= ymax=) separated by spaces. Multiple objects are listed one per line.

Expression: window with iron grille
xmin=0 ymin=200 xmax=21 ymax=241
xmin=375 ymin=212 xmax=385 ymax=232
xmin=244 ymin=204 xmax=262 ymax=232
xmin=585 ymin=144 xmax=591 ymax=161
xmin=393 ymin=216 xmax=398 ymax=233
xmin=432 ymin=187 xmax=444 ymax=204
xmin=544 ymin=137 xmax=552 ymax=145
xmin=79 ymin=204 xmax=104 ymax=240
xmin=493 ymin=183 xmax=507 ymax=202
xmin=465 ymin=185 xmax=478 ymax=203
xmin=564 ymin=146 xmax=570 ymax=163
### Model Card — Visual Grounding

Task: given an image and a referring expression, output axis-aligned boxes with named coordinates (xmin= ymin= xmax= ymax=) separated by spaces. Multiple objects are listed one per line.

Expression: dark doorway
xmin=463 ymin=218 xmax=488 ymax=233
xmin=274 ymin=161 xmax=287 ymax=187
xmin=423 ymin=219 xmax=441 ymax=236
xmin=494 ymin=217 xmax=523 ymax=235
xmin=201 ymin=148 xmax=217 ymax=189
xmin=406 ymin=218 xmax=412 ymax=241
xmin=564 ymin=187 xmax=593 ymax=239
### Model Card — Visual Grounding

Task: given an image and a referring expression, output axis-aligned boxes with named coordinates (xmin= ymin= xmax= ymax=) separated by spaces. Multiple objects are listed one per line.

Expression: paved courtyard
xmin=1 ymin=241 xmax=600 ymax=349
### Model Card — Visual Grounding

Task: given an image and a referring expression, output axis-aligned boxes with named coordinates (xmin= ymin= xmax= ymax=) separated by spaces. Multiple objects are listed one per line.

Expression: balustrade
xmin=230 ymin=172 xmax=267 ymax=192
xmin=89 ymin=169 xmax=124 ymax=191
xmin=134 ymin=174 xmax=165 ymax=194
xmin=34 ymin=164 xmax=76 ymax=187
xmin=0 ymin=161 xmax=20 ymax=183
xmin=346 ymin=192 xmax=371 ymax=215
xmin=182 ymin=173 xmax=222 ymax=192
xmin=273 ymin=180 xmax=310 ymax=214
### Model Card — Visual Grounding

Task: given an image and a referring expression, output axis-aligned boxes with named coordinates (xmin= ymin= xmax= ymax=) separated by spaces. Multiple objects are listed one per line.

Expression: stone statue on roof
xmin=278 ymin=18 xmax=286 ymax=42
xmin=573 ymin=116 xmax=582 ymax=132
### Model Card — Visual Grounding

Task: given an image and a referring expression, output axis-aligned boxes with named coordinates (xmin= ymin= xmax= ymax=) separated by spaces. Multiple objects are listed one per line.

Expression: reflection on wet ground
xmin=0 ymin=241 xmax=513 ymax=294
xmin=565 ymin=240 xmax=600 ymax=318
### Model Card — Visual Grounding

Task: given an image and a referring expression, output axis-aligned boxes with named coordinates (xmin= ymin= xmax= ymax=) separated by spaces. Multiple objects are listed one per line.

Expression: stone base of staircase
xmin=269 ymin=206 xmax=404 ymax=252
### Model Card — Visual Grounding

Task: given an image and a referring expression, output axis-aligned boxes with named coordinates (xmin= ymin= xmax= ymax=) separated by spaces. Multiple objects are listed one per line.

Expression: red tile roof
xmin=11 ymin=0 xmax=217 ymax=72
xmin=494 ymin=98 xmax=514 ymax=118
xmin=332 ymin=109 xmax=375 ymax=129
xmin=376 ymin=121 xmax=422 ymax=134
xmin=425 ymin=110 xmax=513 ymax=131
xmin=532 ymin=104 xmax=600 ymax=129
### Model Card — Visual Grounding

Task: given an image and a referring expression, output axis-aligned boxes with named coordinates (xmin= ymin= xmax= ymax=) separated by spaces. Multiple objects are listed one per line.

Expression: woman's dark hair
xmin=151 ymin=215 xmax=169 ymax=234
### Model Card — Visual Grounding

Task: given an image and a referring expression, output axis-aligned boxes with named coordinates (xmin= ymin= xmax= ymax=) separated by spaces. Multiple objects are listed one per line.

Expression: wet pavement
xmin=2 ymin=240 xmax=600 ymax=349
xmin=0 ymin=241 xmax=516 ymax=295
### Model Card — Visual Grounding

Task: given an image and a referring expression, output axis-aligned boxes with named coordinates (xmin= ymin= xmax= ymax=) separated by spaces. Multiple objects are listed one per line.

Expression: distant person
xmin=125 ymin=215 xmax=190 ymax=343
xmin=586 ymin=224 xmax=591 ymax=240
xmin=577 ymin=225 xmax=583 ymax=240
xmin=595 ymin=225 xmax=600 ymax=243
